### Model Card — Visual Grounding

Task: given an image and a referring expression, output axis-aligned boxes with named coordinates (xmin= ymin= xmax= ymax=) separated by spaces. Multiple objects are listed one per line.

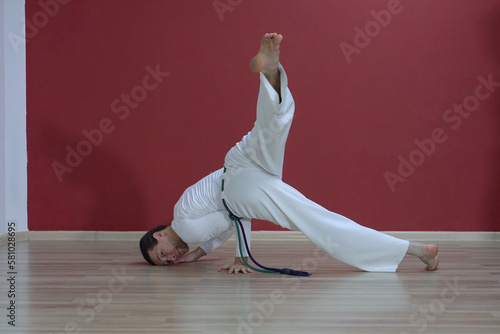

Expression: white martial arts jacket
xmin=171 ymin=168 xmax=251 ymax=257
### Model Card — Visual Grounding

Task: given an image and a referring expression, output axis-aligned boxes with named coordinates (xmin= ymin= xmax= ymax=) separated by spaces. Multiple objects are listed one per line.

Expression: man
xmin=140 ymin=33 xmax=439 ymax=274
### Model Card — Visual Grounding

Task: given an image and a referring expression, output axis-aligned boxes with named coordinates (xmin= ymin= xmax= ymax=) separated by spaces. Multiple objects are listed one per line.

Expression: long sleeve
xmin=199 ymin=228 xmax=235 ymax=255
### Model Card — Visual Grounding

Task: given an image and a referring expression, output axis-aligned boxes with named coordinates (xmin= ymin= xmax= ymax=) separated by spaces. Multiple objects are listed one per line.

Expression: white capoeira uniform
xmin=172 ymin=64 xmax=409 ymax=272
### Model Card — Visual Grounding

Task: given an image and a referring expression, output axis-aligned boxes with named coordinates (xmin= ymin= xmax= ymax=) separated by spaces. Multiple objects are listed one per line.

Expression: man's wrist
xmin=196 ymin=247 xmax=206 ymax=260
xmin=234 ymin=256 xmax=249 ymax=264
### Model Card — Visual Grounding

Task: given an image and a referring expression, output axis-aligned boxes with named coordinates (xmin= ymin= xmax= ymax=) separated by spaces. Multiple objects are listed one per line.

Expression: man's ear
xmin=153 ymin=231 xmax=164 ymax=239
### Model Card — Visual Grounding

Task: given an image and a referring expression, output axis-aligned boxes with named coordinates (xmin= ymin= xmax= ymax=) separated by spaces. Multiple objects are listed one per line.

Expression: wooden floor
xmin=1 ymin=239 xmax=499 ymax=334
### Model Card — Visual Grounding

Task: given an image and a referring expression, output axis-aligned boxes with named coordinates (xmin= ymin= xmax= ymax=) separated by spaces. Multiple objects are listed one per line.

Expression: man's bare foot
xmin=421 ymin=244 xmax=439 ymax=271
xmin=407 ymin=242 xmax=439 ymax=271
xmin=250 ymin=33 xmax=282 ymax=92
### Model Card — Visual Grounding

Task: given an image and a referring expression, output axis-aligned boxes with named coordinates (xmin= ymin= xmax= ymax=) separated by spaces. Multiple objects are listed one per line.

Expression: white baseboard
xmin=384 ymin=231 xmax=499 ymax=241
xmin=0 ymin=230 xmax=498 ymax=246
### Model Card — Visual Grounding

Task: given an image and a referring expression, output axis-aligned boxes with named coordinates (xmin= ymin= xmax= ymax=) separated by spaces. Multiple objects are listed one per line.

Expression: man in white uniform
xmin=140 ymin=33 xmax=439 ymax=274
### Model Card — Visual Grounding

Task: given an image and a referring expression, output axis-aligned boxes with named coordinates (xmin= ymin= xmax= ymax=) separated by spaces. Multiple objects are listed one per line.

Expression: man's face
xmin=148 ymin=230 xmax=189 ymax=266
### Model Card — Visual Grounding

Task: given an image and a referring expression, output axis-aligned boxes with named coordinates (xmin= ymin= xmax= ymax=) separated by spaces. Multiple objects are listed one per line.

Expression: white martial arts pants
xmin=221 ymin=64 xmax=409 ymax=272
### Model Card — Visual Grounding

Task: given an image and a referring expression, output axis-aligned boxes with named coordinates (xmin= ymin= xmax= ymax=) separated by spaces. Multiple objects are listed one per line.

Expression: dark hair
xmin=140 ymin=225 xmax=168 ymax=265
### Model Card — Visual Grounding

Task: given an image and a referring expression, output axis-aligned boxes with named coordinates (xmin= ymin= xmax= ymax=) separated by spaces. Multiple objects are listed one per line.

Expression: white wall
xmin=1 ymin=0 xmax=27 ymax=235
xmin=0 ymin=1 xmax=5 ymax=235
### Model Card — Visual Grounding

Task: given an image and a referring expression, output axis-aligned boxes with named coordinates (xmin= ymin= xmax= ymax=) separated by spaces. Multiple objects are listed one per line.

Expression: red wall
xmin=26 ymin=0 xmax=500 ymax=232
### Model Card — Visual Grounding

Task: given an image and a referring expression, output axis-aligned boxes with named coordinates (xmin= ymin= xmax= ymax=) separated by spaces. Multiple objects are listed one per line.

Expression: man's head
xmin=140 ymin=225 xmax=189 ymax=266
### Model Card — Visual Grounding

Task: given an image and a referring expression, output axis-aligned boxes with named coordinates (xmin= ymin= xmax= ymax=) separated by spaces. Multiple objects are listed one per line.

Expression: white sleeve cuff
xmin=259 ymin=63 xmax=288 ymax=107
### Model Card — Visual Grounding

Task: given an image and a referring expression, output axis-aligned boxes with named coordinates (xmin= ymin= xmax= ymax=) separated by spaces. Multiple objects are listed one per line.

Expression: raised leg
xmin=225 ymin=33 xmax=294 ymax=179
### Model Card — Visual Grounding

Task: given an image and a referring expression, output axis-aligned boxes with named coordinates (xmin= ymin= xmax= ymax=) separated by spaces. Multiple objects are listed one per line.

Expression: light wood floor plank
xmin=0 ymin=239 xmax=499 ymax=334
